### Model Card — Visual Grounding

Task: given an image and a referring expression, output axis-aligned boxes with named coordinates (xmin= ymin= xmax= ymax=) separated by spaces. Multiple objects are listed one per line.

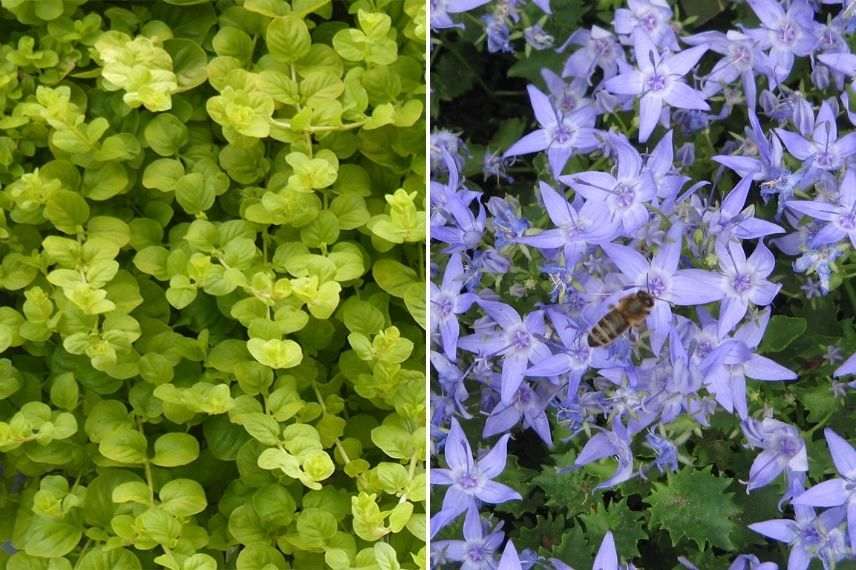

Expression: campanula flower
xmin=563 ymin=136 xmax=656 ymax=233
xmin=600 ymin=223 xmax=725 ymax=353
xmin=741 ymin=417 xmax=808 ymax=492
xmin=702 ymin=311 xmax=797 ymax=418
xmin=515 ymin=182 xmax=616 ymax=267
xmin=503 ymin=85 xmax=599 ymax=177
xmin=458 ymin=302 xmax=550 ymax=404
xmin=714 ymin=239 xmax=781 ymax=336
xmin=560 ymin=25 xmax=625 ymax=81
xmin=786 ymin=168 xmax=856 ymax=248
xmin=603 ymin=30 xmax=709 ymax=142
xmin=729 ymin=555 xmax=779 ymax=570
xmin=483 ymin=382 xmax=557 ymax=447
xmin=431 ymin=503 xmax=504 ymax=569
xmin=793 ymin=429 xmax=856 ymax=547
xmin=431 ymin=254 xmax=478 ymax=361
xmin=574 ymin=419 xmax=635 ymax=490
xmin=613 ymin=0 xmax=677 ymax=49
xmin=683 ymin=30 xmax=768 ymax=108
xmin=748 ymin=505 xmax=848 ymax=570
xmin=775 ymin=100 xmax=856 ymax=172
xmin=744 ymin=0 xmax=817 ymax=84
xmin=431 ymin=418 xmax=522 ymax=536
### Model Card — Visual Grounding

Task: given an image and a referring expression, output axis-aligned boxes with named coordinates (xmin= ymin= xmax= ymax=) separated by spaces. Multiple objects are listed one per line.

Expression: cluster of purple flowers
xmin=431 ymin=0 xmax=856 ymax=568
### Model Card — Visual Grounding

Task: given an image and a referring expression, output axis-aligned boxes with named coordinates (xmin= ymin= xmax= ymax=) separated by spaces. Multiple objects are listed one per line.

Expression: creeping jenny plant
xmin=0 ymin=0 xmax=427 ymax=569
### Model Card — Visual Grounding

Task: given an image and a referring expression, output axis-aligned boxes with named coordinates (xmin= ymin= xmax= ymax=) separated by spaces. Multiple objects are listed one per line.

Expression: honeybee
xmin=587 ymin=290 xmax=655 ymax=347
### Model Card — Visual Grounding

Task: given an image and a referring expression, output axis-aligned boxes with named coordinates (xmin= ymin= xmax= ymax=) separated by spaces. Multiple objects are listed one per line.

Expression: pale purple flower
xmin=600 ymin=223 xmax=725 ymax=353
xmin=562 ymin=137 xmax=655 ymax=234
xmin=613 ymin=0 xmax=677 ymax=49
xmin=515 ymin=182 xmax=616 ymax=267
xmin=744 ymin=0 xmax=817 ymax=84
xmin=560 ymin=25 xmax=625 ymax=80
xmin=431 ymin=0 xmax=492 ymax=29
xmin=749 ymin=505 xmax=848 ymax=570
xmin=431 ymin=504 xmax=504 ymax=570
xmin=503 ymin=85 xmax=599 ymax=177
xmin=603 ymin=30 xmax=709 ymax=142
xmin=786 ymin=168 xmax=856 ymax=248
xmin=431 ymin=254 xmax=478 ymax=361
xmin=484 ymin=382 xmax=556 ymax=446
xmin=683 ymin=30 xmax=768 ymax=107
xmin=775 ymin=101 xmax=856 ymax=171
xmin=742 ymin=417 xmax=808 ymax=492
xmin=793 ymin=428 xmax=856 ymax=547
xmin=729 ymin=554 xmax=779 ymax=570
xmin=431 ymin=418 xmax=522 ymax=536
xmin=714 ymin=240 xmax=781 ymax=336
xmin=458 ymin=302 xmax=550 ymax=404
xmin=702 ymin=311 xmax=797 ymax=418
xmin=575 ymin=420 xmax=635 ymax=490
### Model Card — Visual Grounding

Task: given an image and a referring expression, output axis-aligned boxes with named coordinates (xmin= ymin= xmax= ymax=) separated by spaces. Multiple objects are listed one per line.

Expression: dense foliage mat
xmin=0 ymin=0 xmax=427 ymax=569
xmin=429 ymin=0 xmax=856 ymax=568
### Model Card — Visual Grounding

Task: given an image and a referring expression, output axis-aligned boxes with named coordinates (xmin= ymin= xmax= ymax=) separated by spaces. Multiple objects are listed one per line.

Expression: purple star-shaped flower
xmin=701 ymin=310 xmax=797 ymax=418
xmin=786 ymin=168 xmax=856 ymax=248
xmin=562 ymin=136 xmax=655 ymax=234
xmin=601 ymin=223 xmax=725 ymax=354
xmin=793 ymin=429 xmax=856 ymax=548
xmin=714 ymin=239 xmax=781 ymax=336
xmin=560 ymin=25 xmax=625 ymax=81
xmin=741 ymin=417 xmax=808 ymax=492
xmin=430 ymin=418 xmax=521 ymax=537
xmin=503 ymin=85 xmax=599 ymax=177
xmin=458 ymin=302 xmax=550 ymax=404
xmin=431 ymin=253 xmax=477 ymax=361
xmin=683 ymin=30 xmax=768 ymax=108
xmin=749 ymin=505 xmax=848 ymax=570
xmin=516 ymin=182 xmax=616 ymax=267
xmin=744 ymin=0 xmax=817 ymax=84
xmin=775 ymin=100 xmax=856 ymax=171
xmin=483 ymin=382 xmax=557 ymax=447
xmin=603 ymin=30 xmax=709 ymax=142
xmin=431 ymin=503 xmax=504 ymax=569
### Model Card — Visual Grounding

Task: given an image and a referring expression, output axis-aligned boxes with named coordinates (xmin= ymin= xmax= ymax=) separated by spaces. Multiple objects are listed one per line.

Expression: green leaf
xmin=99 ymin=429 xmax=148 ymax=464
xmin=23 ymin=517 xmax=82 ymax=558
xmin=151 ymin=432 xmax=200 ymax=467
xmin=159 ymin=479 xmax=207 ymax=517
xmin=647 ymin=466 xmax=741 ymax=550
xmin=267 ymin=16 xmax=311 ymax=63
xmin=44 ymin=190 xmax=89 ymax=234
xmin=247 ymin=338 xmax=303 ymax=369
xmin=759 ymin=315 xmax=808 ymax=353
xmin=144 ymin=113 xmax=189 ymax=157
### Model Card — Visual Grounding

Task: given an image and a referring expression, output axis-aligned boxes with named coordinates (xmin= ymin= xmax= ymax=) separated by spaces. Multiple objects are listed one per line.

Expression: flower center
xmin=559 ymin=92 xmax=577 ymax=113
xmin=510 ymin=328 xmax=531 ymax=352
xmin=466 ymin=544 xmax=488 ymax=562
xmin=647 ymin=275 xmax=666 ymax=297
xmin=777 ymin=22 xmax=797 ymax=45
xmin=731 ymin=44 xmax=751 ymax=67
xmin=646 ymin=73 xmax=667 ymax=92
xmin=814 ymin=150 xmax=837 ymax=169
xmin=732 ymin=273 xmax=753 ymax=294
xmin=615 ymin=183 xmax=636 ymax=208
xmin=463 ymin=229 xmax=482 ymax=248
xmin=776 ymin=434 xmax=801 ymax=457
xmin=435 ymin=295 xmax=453 ymax=319
xmin=593 ymin=37 xmax=612 ymax=57
xmin=456 ymin=471 xmax=480 ymax=490
xmin=641 ymin=12 xmax=658 ymax=32
xmin=839 ymin=212 xmax=856 ymax=230
xmin=800 ymin=526 xmax=822 ymax=548
xmin=551 ymin=123 xmax=574 ymax=145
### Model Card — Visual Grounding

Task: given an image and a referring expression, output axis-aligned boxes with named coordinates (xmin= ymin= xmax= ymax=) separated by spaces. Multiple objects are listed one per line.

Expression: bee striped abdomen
xmin=587 ymin=311 xmax=629 ymax=347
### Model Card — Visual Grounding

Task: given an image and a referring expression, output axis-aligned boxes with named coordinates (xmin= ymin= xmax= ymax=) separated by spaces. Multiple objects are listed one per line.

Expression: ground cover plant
xmin=430 ymin=0 xmax=856 ymax=568
xmin=0 ymin=0 xmax=427 ymax=568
